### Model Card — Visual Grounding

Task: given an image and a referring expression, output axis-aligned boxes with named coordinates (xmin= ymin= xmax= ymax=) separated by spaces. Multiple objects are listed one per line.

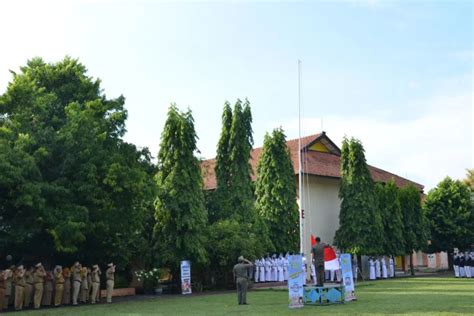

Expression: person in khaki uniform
xmin=62 ymin=267 xmax=71 ymax=305
xmin=80 ymin=267 xmax=89 ymax=303
xmin=24 ymin=267 xmax=34 ymax=308
xmin=106 ymin=263 xmax=115 ymax=303
xmin=14 ymin=265 xmax=26 ymax=311
xmin=233 ymin=256 xmax=253 ymax=305
xmin=33 ymin=263 xmax=46 ymax=309
xmin=4 ymin=268 xmax=13 ymax=309
xmin=54 ymin=266 xmax=64 ymax=306
xmin=91 ymin=265 xmax=101 ymax=304
xmin=0 ymin=270 xmax=7 ymax=311
xmin=87 ymin=268 xmax=93 ymax=302
xmin=72 ymin=262 xmax=82 ymax=305
xmin=42 ymin=271 xmax=53 ymax=306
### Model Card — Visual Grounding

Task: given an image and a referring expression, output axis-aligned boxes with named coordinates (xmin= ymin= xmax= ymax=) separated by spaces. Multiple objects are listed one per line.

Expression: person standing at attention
xmin=233 ymin=256 xmax=253 ymax=305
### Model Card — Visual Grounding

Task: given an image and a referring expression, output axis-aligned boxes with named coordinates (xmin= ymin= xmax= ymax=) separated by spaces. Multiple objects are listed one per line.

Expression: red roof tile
xmin=201 ymin=133 xmax=423 ymax=191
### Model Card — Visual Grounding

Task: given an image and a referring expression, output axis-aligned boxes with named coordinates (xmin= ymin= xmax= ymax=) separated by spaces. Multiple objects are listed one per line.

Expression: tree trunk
xmin=409 ymin=253 xmax=415 ymax=276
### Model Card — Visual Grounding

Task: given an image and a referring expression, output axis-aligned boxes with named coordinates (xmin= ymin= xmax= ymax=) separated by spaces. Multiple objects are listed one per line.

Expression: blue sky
xmin=0 ymin=0 xmax=472 ymax=190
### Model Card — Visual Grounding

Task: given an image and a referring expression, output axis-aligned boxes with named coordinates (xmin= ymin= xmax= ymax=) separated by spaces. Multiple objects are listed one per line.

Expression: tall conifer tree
xmin=255 ymin=128 xmax=299 ymax=253
xmin=154 ymin=105 xmax=208 ymax=267
xmin=399 ymin=184 xmax=427 ymax=275
xmin=377 ymin=180 xmax=405 ymax=256
xmin=334 ymin=137 xmax=383 ymax=256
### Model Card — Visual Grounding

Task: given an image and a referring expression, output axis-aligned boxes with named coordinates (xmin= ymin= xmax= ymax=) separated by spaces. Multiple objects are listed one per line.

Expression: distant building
xmin=201 ymin=132 xmax=447 ymax=273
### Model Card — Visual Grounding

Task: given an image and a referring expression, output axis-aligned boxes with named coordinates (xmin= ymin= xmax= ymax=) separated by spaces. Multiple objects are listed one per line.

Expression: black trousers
xmin=316 ymin=264 xmax=325 ymax=286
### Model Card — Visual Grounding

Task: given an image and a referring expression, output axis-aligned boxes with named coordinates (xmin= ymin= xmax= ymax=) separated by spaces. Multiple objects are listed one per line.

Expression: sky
xmin=0 ymin=0 xmax=472 ymax=191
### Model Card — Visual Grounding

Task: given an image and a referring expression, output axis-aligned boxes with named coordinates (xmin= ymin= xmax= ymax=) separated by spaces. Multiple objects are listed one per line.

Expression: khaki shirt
xmin=73 ymin=267 xmax=81 ymax=282
xmin=92 ymin=270 xmax=101 ymax=283
xmin=55 ymin=271 xmax=65 ymax=284
xmin=26 ymin=272 xmax=34 ymax=285
xmin=233 ymin=263 xmax=252 ymax=279
xmin=106 ymin=268 xmax=114 ymax=281
xmin=14 ymin=273 xmax=26 ymax=287
xmin=33 ymin=269 xmax=45 ymax=284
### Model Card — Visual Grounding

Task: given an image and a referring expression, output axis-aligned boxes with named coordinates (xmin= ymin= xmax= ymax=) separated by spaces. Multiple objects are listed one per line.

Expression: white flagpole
xmin=298 ymin=60 xmax=304 ymax=255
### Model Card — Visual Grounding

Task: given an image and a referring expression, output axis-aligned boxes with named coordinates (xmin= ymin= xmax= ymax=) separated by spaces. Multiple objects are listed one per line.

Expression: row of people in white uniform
xmin=254 ymin=254 xmax=289 ymax=282
xmin=369 ymin=256 xmax=395 ymax=280
xmin=453 ymin=252 xmax=474 ymax=278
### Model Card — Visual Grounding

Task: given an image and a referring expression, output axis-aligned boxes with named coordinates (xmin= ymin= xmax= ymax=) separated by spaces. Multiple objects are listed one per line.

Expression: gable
xmin=309 ymin=141 xmax=330 ymax=153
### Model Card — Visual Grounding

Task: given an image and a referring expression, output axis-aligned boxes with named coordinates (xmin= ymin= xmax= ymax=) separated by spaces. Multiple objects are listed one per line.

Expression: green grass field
xmin=14 ymin=276 xmax=474 ymax=315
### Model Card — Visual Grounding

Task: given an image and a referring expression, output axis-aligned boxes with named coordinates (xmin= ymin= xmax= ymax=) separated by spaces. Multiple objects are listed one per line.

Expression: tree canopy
xmin=376 ymin=180 xmax=405 ymax=256
xmin=334 ymin=137 xmax=383 ymax=255
xmin=255 ymin=128 xmax=299 ymax=253
xmin=154 ymin=105 xmax=208 ymax=268
xmin=0 ymin=57 xmax=156 ymax=266
xmin=424 ymin=177 xmax=474 ymax=252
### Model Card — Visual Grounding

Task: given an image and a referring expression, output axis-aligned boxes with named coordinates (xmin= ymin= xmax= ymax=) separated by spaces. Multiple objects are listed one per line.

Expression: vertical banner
xmin=288 ymin=254 xmax=304 ymax=308
xmin=340 ymin=254 xmax=356 ymax=301
xmin=180 ymin=260 xmax=192 ymax=295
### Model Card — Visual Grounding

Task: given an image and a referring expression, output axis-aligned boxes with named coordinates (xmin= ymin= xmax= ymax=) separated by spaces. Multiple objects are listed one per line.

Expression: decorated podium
xmin=303 ymin=284 xmax=344 ymax=305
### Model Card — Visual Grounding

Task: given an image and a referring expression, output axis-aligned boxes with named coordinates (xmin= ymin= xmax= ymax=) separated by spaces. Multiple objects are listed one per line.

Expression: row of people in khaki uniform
xmin=0 ymin=261 xmax=115 ymax=311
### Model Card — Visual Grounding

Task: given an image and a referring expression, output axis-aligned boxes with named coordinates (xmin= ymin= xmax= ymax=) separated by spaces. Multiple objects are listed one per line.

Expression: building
xmin=201 ymin=132 xmax=447 ymax=273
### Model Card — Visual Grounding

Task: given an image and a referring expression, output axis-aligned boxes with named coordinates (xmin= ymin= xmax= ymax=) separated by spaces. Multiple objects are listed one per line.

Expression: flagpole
xmin=298 ymin=59 xmax=304 ymax=255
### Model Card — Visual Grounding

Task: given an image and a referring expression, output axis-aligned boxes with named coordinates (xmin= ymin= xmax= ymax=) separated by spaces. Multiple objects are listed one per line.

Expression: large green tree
xmin=424 ymin=177 xmax=474 ymax=254
xmin=376 ymin=181 xmax=405 ymax=256
xmin=0 ymin=57 xmax=156 ymax=267
xmin=399 ymin=184 xmax=428 ymax=275
xmin=334 ymin=137 xmax=383 ymax=256
xmin=154 ymin=105 xmax=208 ymax=268
xmin=255 ymin=128 xmax=299 ymax=253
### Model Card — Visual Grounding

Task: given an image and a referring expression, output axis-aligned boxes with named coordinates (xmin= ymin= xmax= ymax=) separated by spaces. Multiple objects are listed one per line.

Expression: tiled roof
xmin=201 ymin=133 xmax=424 ymax=191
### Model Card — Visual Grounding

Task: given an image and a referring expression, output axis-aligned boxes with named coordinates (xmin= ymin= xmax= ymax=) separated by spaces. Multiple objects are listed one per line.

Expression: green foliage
xmin=376 ymin=181 xmax=405 ymax=256
xmin=0 ymin=57 xmax=156 ymax=267
xmin=154 ymin=105 xmax=208 ymax=268
xmin=424 ymin=177 xmax=474 ymax=252
xmin=399 ymin=184 xmax=428 ymax=254
xmin=210 ymin=99 xmax=272 ymax=272
xmin=464 ymin=169 xmax=474 ymax=190
xmin=334 ymin=137 xmax=383 ymax=255
xmin=255 ymin=128 xmax=299 ymax=253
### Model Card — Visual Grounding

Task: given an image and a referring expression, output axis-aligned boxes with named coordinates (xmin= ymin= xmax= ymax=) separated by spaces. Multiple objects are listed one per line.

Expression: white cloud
xmin=273 ymin=87 xmax=473 ymax=191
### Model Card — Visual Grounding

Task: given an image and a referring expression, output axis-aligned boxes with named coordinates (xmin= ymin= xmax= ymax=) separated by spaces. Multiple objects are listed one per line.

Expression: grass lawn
xmin=14 ymin=276 xmax=474 ymax=316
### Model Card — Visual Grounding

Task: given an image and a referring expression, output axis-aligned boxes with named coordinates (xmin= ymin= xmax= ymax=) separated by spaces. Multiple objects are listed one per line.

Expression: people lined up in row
xmin=453 ymin=252 xmax=474 ymax=278
xmin=0 ymin=261 xmax=116 ymax=312
xmin=254 ymin=254 xmax=289 ymax=283
xmin=369 ymin=256 xmax=395 ymax=280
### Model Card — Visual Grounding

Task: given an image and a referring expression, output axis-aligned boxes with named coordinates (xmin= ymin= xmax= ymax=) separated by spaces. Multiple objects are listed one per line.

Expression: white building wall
xmin=297 ymin=175 xmax=341 ymax=260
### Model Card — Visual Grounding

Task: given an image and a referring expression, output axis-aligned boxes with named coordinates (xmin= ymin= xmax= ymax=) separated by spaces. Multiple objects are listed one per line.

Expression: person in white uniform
xmin=259 ymin=258 xmax=265 ymax=282
xmin=375 ymin=257 xmax=381 ymax=279
xmin=277 ymin=255 xmax=284 ymax=282
xmin=310 ymin=261 xmax=317 ymax=285
xmin=453 ymin=253 xmax=460 ymax=277
xmin=283 ymin=254 xmax=289 ymax=281
xmin=459 ymin=253 xmax=466 ymax=278
xmin=389 ymin=256 xmax=395 ymax=278
xmin=369 ymin=257 xmax=376 ymax=280
xmin=381 ymin=256 xmax=388 ymax=279
xmin=265 ymin=257 xmax=272 ymax=282
xmin=255 ymin=258 xmax=260 ymax=282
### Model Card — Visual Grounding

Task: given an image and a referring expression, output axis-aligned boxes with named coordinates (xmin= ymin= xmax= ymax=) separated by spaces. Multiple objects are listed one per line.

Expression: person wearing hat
xmin=33 ymin=263 xmax=46 ymax=309
xmin=0 ymin=270 xmax=7 ymax=311
xmin=62 ymin=267 xmax=72 ymax=305
xmin=4 ymin=268 xmax=13 ymax=309
xmin=54 ymin=266 xmax=64 ymax=307
xmin=91 ymin=265 xmax=101 ymax=304
xmin=14 ymin=265 xmax=26 ymax=311
xmin=72 ymin=262 xmax=82 ymax=305
xmin=80 ymin=266 xmax=89 ymax=303
xmin=24 ymin=267 xmax=34 ymax=308
xmin=233 ymin=256 xmax=253 ymax=305
xmin=106 ymin=263 xmax=116 ymax=303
